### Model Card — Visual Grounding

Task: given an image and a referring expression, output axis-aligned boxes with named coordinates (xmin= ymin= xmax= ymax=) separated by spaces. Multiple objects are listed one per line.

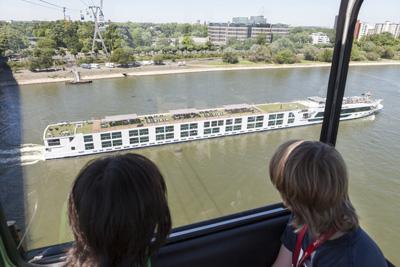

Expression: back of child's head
xmin=67 ymin=153 xmax=171 ymax=267
xmin=269 ymin=140 xmax=358 ymax=235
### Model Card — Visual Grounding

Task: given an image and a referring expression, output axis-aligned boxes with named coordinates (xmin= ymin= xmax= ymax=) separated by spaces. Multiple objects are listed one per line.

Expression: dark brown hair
xmin=66 ymin=153 xmax=171 ymax=267
xmin=269 ymin=140 xmax=358 ymax=236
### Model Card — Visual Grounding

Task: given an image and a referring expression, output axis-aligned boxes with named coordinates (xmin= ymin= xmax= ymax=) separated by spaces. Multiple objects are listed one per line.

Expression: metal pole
xmin=320 ymin=0 xmax=364 ymax=146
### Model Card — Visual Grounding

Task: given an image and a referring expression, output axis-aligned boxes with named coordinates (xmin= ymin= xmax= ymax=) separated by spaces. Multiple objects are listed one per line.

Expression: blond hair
xmin=269 ymin=140 xmax=358 ymax=236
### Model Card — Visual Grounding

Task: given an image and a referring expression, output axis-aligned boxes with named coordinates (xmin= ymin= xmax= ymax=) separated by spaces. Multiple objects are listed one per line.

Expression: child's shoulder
xmin=317 ymin=227 xmax=387 ymax=267
xmin=349 ymin=227 xmax=387 ymax=266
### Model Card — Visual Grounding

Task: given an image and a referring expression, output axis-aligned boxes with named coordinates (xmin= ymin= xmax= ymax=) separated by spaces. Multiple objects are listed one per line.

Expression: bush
xmin=393 ymin=52 xmax=400 ymax=60
xmin=153 ymin=54 xmax=165 ymax=65
xmin=270 ymin=38 xmax=295 ymax=54
xmin=29 ymin=48 xmax=55 ymax=71
xmin=222 ymin=52 xmax=239 ymax=64
xmin=317 ymin=48 xmax=333 ymax=62
xmin=351 ymin=47 xmax=366 ymax=61
xmin=273 ymin=49 xmax=297 ymax=64
xmin=303 ymin=46 xmax=319 ymax=61
xmin=381 ymin=47 xmax=395 ymax=59
xmin=110 ymin=48 xmax=135 ymax=64
xmin=78 ymin=56 xmax=95 ymax=64
xmin=360 ymin=41 xmax=376 ymax=52
xmin=366 ymin=52 xmax=379 ymax=61
xmin=7 ymin=61 xmax=26 ymax=72
xmin=248 ymin=45 xmax=272 ymax=63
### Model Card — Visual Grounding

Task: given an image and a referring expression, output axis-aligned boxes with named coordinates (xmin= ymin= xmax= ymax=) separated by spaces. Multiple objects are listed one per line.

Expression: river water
xmin=0 ymin=65 xmax=399 ymax=264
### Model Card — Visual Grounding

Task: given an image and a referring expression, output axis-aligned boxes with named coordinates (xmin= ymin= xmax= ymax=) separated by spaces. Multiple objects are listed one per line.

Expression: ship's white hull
xmin=43 ymin=103 xmax=381 ymax=160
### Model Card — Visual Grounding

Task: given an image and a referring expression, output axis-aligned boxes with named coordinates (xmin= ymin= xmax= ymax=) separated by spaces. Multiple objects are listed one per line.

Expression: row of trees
xmin=222 ymin=44 xmax=333 ymax=65
xmin=1 ymin=21 xmax=400 ymax=70
xmin=0 ymin=21 xmax=209 ymax=56
xmin=221 ymin=30 xmax=400 ymax=65
xmin=0 ymin=20 xmax=213 ymax=70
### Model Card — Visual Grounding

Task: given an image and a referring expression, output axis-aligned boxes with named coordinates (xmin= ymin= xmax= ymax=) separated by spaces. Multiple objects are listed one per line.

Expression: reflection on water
xmin=0 ymin=65 xmax=399 ymax=264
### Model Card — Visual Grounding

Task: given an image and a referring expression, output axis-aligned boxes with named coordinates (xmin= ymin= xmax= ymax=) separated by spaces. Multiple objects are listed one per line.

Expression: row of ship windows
xmin=99 ymin=132 xmax=123 ymax=141
xmin=156 ymin=133 xmax=175 ymax=140
xmin=87 ymin=124 xmax=284 ymax=149
xmin=83 ymin=120 xmax=296 ymax=149
xmin=52 ymin=113 xmax=295 ymax=147
xmin=47 ymin=139 xmax=61 ymax=146
xmin=181 ymin=130 xmax=198 ymax=137
xmin=314 ymin=107 xmax=372 ymax=118
xmin=155 ymin=126 xmax=174 ymax=134
xmin=97 ymin=136 xmax=151 ymax=149
xmin=84 ymin=115 xmax=288 ymax=144
xmin=180 ymin=124 xmax=198 ymax=131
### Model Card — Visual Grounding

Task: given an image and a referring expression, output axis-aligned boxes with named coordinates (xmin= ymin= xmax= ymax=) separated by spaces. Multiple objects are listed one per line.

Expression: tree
xmin=7 ymin=61 xmax=26 ymax=72
xmin=365 ymin=32 xmax=399 ymax=47
xmin=248 ymin=45 xmax=272 ymax=63
xmin=289 ymin=32 xmax=311 ymax=45
xmin=103 ymin=24 xmax=124 ymax=51
xmin=318 ymin=48 xmax=333 ymax=62
xmin=36 ymin=38 xmax=57 ymax=50
xmin=110 ymin=48 xmax=135 ymax=65
xmin=273 ymin=49 xmax=297 ymax=64
xmin=29 ymin=48 xmax=55 ymax=71
xmin=153 ymin=54 xmax=164 ymax=65
xmin=270 ymin=38 xmax=295 ymax=53
xmin=255 ymin=34 xmax=267 ymax=45
xmin=303 ymin=45 xmax=319 ymax=61
xmin=0 ymin=26 xmax=28 ymax=56
xmin=360 ymin=41 xmax=376 ymax=52
xmin=70 ymin=48 xmax=78 ymax=58
xmin=157 ymin=37 xmax=171 ymax=47
xmin=381 ymin=47 xmax=395 ymax=59
xmin=350 ymin=46 xmax=366 ymax=61
xmin=366 ymin=52 xmax=379 ymax=61
xmin=222 ymin=51 xmax=239 ymax=64
xmin=181 ymin=36 xmax=194 ymax=47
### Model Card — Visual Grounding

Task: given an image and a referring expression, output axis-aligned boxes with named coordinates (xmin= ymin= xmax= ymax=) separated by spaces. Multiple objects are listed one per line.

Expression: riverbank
xmin=1 ymin=59 xmax=400 ymax=87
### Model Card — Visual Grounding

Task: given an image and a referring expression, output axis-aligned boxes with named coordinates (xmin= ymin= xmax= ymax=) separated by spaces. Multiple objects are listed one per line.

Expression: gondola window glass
xmin=0 ymin=0 xmax=351 ymax=255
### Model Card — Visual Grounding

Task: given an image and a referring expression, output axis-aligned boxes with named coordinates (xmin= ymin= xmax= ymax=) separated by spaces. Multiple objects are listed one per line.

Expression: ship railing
xmin=342 ymin=96 xmax=373 ymax=104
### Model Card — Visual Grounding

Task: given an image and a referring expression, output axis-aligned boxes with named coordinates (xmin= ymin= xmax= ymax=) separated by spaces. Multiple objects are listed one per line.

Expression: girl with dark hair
xmin=270 ymin=140 xmax=387 ymax=267
xmin=66 ymin=153 xmax=171 ymax=267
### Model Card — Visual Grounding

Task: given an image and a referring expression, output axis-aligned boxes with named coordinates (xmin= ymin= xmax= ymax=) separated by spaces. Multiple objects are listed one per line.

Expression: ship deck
xmin=45 ymin=101 xmax=308 ymax=138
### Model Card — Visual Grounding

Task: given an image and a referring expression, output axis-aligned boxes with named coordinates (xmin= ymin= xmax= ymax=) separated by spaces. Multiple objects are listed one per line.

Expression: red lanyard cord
xmin=292 ymin=225 xmax=337 ymax=267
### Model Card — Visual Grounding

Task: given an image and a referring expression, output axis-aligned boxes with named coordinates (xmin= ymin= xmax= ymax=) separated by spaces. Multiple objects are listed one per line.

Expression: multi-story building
xmin=250 ymin=25 xmax=273 ymax=43
xmin=357 ymin=22 xmax=375 ymax=40
xmin=310 ymin=32 xmax=330 ymax=45
xmin=226 ymin=24 xmax=250 ymax=41
xmin=208 ymin=23 xmax=229 ymax=45
xmin=356 ymin=21 xmax=400 ymax=40
xmin=232 ymin=16 xmax=267 ymax=25
xmin=375 ymin=21 xmax=400 ymax=38
xmin=354 ymin=20 xmax=361 ymax=39
xmin=208 ymin=16 xmax=289 ymax=45
xmin=270 ymin=23 xmax=290 ymax=36
xmin=232 ymin=17 xmax=249 ymax=24
xmin=249 ymin=16 xmax=267 ymax=24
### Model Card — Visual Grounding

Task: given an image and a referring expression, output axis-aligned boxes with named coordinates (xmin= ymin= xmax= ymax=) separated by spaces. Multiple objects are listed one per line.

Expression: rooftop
xmin=45 ymin=101 xmax=308 ymax=138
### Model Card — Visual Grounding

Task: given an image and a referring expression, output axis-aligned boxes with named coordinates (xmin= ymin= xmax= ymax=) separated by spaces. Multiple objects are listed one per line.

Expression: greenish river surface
xmin=0 ymin=65 xmax=399 ymax=264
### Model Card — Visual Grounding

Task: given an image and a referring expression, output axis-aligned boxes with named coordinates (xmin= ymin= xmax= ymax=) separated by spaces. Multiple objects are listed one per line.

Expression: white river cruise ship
xmin=43 ymin=95 xmax=383 ymax=160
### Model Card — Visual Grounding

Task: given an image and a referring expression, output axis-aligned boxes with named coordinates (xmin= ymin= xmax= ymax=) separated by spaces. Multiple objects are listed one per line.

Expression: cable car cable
xmin=19 ymin=0 xmax=60 ymax=11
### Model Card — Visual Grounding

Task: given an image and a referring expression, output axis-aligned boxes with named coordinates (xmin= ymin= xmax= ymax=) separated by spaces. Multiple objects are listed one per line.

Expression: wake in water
xmin=0 ymin=144 xmax=45 ymax=167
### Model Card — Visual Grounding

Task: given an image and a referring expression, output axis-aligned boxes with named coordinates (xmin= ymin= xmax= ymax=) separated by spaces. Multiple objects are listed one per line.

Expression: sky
xmin=0 ymin=0 xmax=399 ymax=27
